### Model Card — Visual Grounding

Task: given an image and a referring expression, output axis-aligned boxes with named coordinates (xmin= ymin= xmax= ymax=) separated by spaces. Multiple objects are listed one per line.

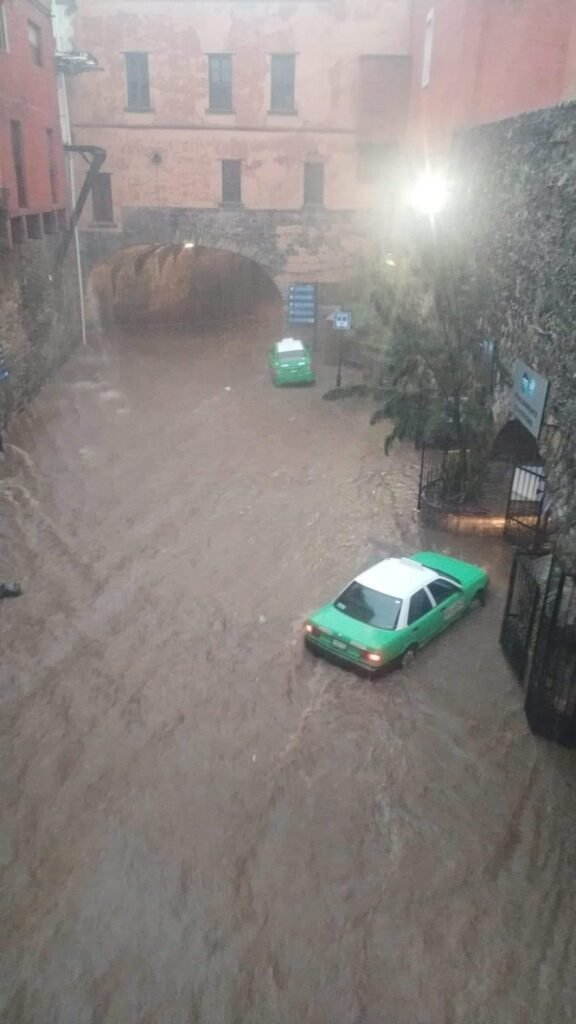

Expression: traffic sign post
xmin=334 ymin=310 xmax=352 ymax=331
xmin=326 ymin=309 xmax=353 ymax=387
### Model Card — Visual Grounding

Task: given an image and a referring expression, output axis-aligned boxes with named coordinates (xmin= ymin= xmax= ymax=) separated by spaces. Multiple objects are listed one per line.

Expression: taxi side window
xmin=408 ymin=588 xmax=434 ymax=624
xmin=428 ymin=578 xmax=461 ymax=604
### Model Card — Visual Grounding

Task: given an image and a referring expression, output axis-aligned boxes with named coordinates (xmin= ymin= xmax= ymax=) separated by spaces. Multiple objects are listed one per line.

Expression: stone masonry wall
xmin=79 ymin=206 xmax=374 ymax=290
xmin=0 ymin=239 xmax=81 ymax=429
xmin=455 ymin=102 xmax=576 ymax=562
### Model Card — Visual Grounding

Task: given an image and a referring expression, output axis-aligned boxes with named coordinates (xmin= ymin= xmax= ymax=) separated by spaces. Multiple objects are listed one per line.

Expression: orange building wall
xmin=0 ymin=0 xmax=66 ymax=217
xmin=408 ymin=0 xmax=576 ymax=154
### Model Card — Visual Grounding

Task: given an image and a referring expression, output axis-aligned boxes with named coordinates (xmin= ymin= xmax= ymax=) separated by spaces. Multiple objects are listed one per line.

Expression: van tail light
xmin=304 ymin=622 xmax=320 ymax=637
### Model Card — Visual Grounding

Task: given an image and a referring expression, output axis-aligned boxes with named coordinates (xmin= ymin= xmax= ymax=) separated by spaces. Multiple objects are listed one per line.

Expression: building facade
xmin=66 ymin=0 xmax=413 ymax=286
xmin=0 ymin=0 xmax=80 ymax=428
xmin=0 ymin=0 xmax=68 ymax=244
xmin=408 ymin=0 xmax=576 ymax=152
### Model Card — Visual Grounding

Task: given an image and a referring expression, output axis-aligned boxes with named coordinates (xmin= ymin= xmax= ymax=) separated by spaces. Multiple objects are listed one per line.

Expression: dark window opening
xmin=28 ymin=20 xmax=42 ymax=66
xmin=57 ymin=209 xmax=67 ymax=231
xmin=270 ymin=54 xmax=295 ymax=113
xmin=208 ymin=54 xmax=232 ymax=112
xmin=358 ymin=55 xmax=411 ymax=136
xmin=221 ymin=160 xmax=241 ymax=204
xmin=92 ymin=173 xmax=114 ymax=223
xmin=303 ymin=162 xmax=324 ymax=206
xmin=359 ymin=56 xmax=391 ymax=114
xmin=26 ymin=213 xmax=42 ymax=239
xmin=408 ymin=588 xmax=434 ymax=625
xmin=0 ymin=3 xmax=9 ymax=51
xmin=125 ymin=52 xmax=151 ymax=111
xmin=47 ymin=128 xmax=58 ymax=203
xmin=0 ymin=206 xmax=8 ymax=242
xmin=357 ymin=143 xmax=394 ymax=184
xmin=43 ymin=211 xmax=57 ymax=235
xmin=10 ymin=120 xmax=27 ymax=208
xmin=11 ymin=216 xmax=26 ymax=244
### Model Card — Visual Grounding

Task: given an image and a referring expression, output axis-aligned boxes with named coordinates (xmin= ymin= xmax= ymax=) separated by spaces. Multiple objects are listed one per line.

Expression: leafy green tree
xmin=369 ymin=232 xmax=495 ymax=502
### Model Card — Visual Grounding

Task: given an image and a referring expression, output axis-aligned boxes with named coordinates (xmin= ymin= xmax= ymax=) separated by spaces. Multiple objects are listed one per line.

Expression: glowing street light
xmin=407 ymin=171 xmax=450 ymax=219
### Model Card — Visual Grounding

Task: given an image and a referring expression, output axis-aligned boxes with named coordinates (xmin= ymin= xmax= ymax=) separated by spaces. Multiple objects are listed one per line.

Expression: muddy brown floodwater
xmin=1 ymin=314 xmax=575 ymax=1024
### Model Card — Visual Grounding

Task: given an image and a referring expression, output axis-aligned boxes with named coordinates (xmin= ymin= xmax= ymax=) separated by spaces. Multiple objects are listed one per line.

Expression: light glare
xmin=408 ymin=172 xmax=449 ymax=217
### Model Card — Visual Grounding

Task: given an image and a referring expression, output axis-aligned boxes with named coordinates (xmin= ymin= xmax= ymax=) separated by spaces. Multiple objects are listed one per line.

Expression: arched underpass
xmin=87 ymin=243 xmax=283 ymax=338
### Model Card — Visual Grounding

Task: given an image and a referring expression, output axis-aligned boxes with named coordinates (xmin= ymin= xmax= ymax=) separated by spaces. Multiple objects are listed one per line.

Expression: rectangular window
xmin=221 ymin=160 xmax=241 ymax=204
xmin=10 ymin=120 xmax=27 ymax=208
xmin=0 ymin=3 xmax=9 ymax=51
xmin=47 ymin=128 xmax=58 ymax=203
xmin=26 ymin=213 xmax=42 ymax=239
xmin=303 ymin=162 xmax=324 ymax=206
xmin=270 ymin=54 xmax=295 ymax=113
xmin=421 ymin=9 xmax=434 ymax=87
xmin=208 ymin=54 xmax=232 ymax=112
xmin=28 ymin=21 xmax=42 ymax=66
xmin=92 ymin=172 xmax=114 ymax=223
xmin=357 ymin=143 xmax=393 ymax=184
xmin=125 ymin=52 xmax=151 ymax=111
xmin=360 ymin=56 xmax=389 ymax=114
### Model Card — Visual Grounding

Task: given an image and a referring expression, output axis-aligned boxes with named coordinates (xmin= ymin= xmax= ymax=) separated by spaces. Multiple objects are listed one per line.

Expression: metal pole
xmin=336 ymin=331 xmax=343 ymax=388
xmin=62 ymin=75 xmax=87 ymax=346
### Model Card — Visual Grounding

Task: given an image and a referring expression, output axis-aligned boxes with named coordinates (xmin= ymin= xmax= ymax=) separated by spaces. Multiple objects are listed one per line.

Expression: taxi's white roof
xmin=355 ymin=557 xmax=436 ymax=599
xmin=277 ymin=337 xmax=304 ymax=352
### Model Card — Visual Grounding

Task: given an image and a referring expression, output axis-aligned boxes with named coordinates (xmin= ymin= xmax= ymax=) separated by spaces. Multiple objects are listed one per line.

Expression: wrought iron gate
xmin=499 ymin=552 xmax=544 ymax=683
xmin=417 ymin=445 xmax=464 ymax=510
xmin=503 ymin=463 xmax=549 ymax=551
xmin=525 ymin=561 xmax=576 ymax=748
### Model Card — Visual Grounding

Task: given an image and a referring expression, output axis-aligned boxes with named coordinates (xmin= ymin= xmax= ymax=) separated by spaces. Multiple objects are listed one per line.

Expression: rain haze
xmin=1 ymin=2 xmax=576 ymax=1023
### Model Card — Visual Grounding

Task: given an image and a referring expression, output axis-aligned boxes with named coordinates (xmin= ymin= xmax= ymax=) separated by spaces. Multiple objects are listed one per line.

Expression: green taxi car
xmin=304 ymin=552 xmax=488 ymax=672
xmin=268 ymin=338 xmax=315 ymax=386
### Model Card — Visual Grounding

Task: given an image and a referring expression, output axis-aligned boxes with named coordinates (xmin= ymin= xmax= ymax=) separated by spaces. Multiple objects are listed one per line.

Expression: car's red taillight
xmin=304 ymin=622 xmax=320 ymax=636
xmin=364 ymin=651 xmax=383 ymax=665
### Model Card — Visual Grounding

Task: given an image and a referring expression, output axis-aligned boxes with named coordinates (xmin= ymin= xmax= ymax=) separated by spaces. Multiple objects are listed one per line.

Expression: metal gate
xmin=417 ymin=445 xmax=465 ymax=510
xmin=499 ymin=552 xmax=544 ymax=683
xmin=525 ymin=561 xmax=576 ymax=747
xmin=503 ymin=463 xmax=549 ymax=551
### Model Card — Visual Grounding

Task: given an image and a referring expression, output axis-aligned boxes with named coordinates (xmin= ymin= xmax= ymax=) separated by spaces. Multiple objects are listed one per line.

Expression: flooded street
xmin=1 ymin=315 xmax=575 ymax=1024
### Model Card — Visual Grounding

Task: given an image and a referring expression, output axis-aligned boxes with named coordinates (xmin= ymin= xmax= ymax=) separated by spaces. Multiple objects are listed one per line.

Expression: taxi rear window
xmin=278 ymin=349 xmax=306 ymax=362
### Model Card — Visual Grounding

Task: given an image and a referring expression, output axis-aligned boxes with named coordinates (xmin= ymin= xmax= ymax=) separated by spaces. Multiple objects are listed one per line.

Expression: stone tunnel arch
xmin=85 ymin=242 xmax=283 ymax=333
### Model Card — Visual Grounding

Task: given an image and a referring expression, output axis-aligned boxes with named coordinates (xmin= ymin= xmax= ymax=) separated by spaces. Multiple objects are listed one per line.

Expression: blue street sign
xmin=287 ymin=283 xmax=317 ymax=325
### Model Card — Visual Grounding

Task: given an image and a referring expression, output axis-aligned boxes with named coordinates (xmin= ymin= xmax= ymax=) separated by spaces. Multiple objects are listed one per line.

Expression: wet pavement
xmin=1 ymin=314 xmax=575 ymax=1024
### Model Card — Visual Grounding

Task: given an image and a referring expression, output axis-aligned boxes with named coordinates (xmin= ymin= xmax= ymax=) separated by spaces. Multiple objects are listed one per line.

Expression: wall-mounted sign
xmin=512 ymin=360 xmax=549 ymax=440
xmin=287 ymin=283 xmax=317 ymax=325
